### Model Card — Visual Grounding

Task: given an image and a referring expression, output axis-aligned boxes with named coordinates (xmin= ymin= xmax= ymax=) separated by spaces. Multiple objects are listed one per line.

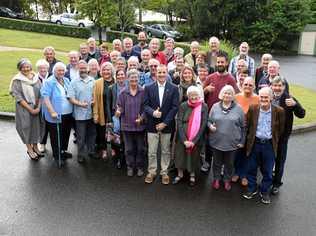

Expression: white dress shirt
xmin=158 ymin=81 xmax=166 ymax=107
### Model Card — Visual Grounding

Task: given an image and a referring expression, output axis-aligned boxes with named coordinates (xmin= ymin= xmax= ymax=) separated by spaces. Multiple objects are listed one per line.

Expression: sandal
xmin=33 ymin=148 xmax=45 ymax=158
xmin=172 ymin=176 xmax=183 ymax=185
xmin=27 ymin=151 xmax=39 ymax=161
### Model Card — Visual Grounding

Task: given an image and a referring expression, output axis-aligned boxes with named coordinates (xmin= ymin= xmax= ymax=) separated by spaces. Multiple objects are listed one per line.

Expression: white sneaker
xmin=38 ymin=144 xmax=46 ymax=153
xmin=201 ymin=162 xmax=210 ymax=172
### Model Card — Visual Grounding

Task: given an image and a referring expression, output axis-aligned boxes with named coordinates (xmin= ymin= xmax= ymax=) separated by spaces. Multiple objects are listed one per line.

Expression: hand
xmin=106 ymin=122 xmax=113 ymax=128
xmin=30 ymin=107 xmax=40 ymax=115
xmin=156 ymin=122 xmax=166 ymax=131
xmin=50 ymin=111 xmax=58 ymax=119
xmin=209 ymin=123 xmax=216 ymax=132
xmin=285 ymin=97 xmax=296 ymax=107
xmin=153 ymin=107 xmax=162 ymax=118
xmin=79 ymin=101 xmax=89 ymax=108
xmin=237 ymin=143 xmax=244 ymax=148
xmin=115 ymin=105 xmax=121 ymax=117
xmin=135 ymin=114 xmax=142 ymax=125
xmin=184 ymin=141 xmax=194 ymax=148
xmin=204 ymin=84 xmax=215 ymax=93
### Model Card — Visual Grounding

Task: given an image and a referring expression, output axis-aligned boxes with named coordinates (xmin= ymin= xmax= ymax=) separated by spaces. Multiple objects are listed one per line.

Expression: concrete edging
xmin=1 ymin=111 xmax=315 ymax=135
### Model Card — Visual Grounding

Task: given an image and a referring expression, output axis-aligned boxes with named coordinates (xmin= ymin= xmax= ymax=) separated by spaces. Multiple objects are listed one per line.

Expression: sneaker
xmin=200 ymin=162 xmax=210 ymax=172
xmin=145 ymin=173 xmax=155 ymax=184
xmin=271 ymin=186 xmax=280 ymax=195
xmin=242 ymin=190 xmax=258 ymax=200
xmin=127 ymin=167 xmax=134 ymax=177
xmin=161 ymin=174 xmax=170 ymax=185
xmin=62 ymin=151 xmax=72 ymax=159
xmin=212 ymin=180 xmax=220 ymax=190
xmin=37 ymin=144 xmax=46 ymax=153
xmin=260 ymin=193 xmax=271 ymax=204
xmin=224 ymin=181 xmax=232 ymax=191
xmin=137 ymin=169 xmax=144 ymax=177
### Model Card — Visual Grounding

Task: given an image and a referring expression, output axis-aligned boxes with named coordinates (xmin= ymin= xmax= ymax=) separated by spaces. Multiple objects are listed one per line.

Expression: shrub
xmin=106 ymin=30 xmax=138 ymax=43
xmin=200 ymin=40 xmax=237 ymax=61
xmin=0 ymin=17 xmax=91 ymax=38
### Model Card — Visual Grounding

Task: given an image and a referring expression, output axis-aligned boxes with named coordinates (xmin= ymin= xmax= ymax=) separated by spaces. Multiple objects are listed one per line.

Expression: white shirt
xmin=158 ymin=81 xmax=166 ymax=107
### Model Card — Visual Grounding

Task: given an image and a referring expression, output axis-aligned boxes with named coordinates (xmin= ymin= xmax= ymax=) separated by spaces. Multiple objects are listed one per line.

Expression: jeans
xmin=247 ymin=140 xmax=275 ymax=193
xmin=273 ymin=138 xmax=289 ymax=187
xmin=233 ymin=148 xmax=248 ymax=178
xmin=122 ymin=131 xmax=145 ymax=169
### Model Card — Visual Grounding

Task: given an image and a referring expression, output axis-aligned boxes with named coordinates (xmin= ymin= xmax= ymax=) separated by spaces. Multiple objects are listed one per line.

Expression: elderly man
xmin=270 ymin=77 xmax=305 ymax=195
xmin=87 ymin=37 xmax=100 ymax=60
xmin=133 ymin=31 xmax=148 ymax=54
xmin=43 ymin=46 xmax=60 ymax=76
xmin=68 ymin=60 xmax=96 ymax=163
xmin=243 ymin=87 xmax=285 ymax=204
xmin=258 ymin=60 xmax=289 ymax=93
xmin=115 ymin=57 xmax=127 ymax=72
xmin=164 ymin=37 xmax=175 ymax=63
xmin=167 ymin=47 xmax=184 ymax=72
xmin=144 ymin=64 xmax=179 ymax=185
xmin=112 ymin=39 xmax=122 ymax=52
xmin=255 ymin=53 xmax=273 ymax=91
xmin=232 ymin=58 xmax=247 ymax=80
xmin=65 ymin=51 xmax=80 ymax=81
xmin=110 ymin=50 xmax=121 ymax=66
xmin=206 ymin=36 xmax=228 ymax=69
xmin=184 ymin=41 xmax=200 ymax=68
xmin=229 ymin=42 xmax=255 ymax=76
xmin=121 ymin=37 xmax=140 ymax=61
xmin=168 ymin=56 xmax=185 ymax=85
xmin=149 ymin=38 xmax=167 ymax=65
xmin=139 ymin=49 xmax=151 ymax=73
xmin=79 ymin=43 xmax=92 ymax=63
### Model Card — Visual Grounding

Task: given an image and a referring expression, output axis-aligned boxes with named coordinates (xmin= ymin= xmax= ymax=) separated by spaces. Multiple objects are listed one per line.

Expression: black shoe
xmin=62 ymin=151 xmax=72 ymax=159
xmin=260 ymin=192 xmax=271 ymax=204
xmin=243 ymin=190 xmax=258 ymax=200
xmin=172 ymin=176 xmax=183 ymax=185
xmin=271 ymin=186 xmax=280 ymax=195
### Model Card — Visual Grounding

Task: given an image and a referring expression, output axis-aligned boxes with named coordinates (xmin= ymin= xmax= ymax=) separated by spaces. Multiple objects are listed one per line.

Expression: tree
xmin=118 ymin=0 xmax=136 ymax=34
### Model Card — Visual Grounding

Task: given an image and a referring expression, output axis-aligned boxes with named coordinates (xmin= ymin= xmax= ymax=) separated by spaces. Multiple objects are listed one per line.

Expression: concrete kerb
xmin=1 ymin=111 xmax=316 ymax=135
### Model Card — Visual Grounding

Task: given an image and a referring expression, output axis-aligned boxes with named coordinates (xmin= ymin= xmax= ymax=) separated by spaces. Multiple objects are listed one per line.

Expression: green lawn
xmin=0 ymin=28 xmax=89 ymax=52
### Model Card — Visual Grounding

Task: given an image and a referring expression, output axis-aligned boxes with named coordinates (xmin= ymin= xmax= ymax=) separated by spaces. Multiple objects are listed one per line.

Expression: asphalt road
xmin=0 ymin=120 xmax=315 ymax=236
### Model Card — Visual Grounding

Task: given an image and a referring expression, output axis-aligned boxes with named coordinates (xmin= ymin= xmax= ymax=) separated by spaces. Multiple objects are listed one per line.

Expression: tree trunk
xmin=98 ymin=26 xmax=103 ymax=44
xmin=35 ymin=0 xmax=39 ymax=20
xmin=138 ymin=7 xmax=142 ymax=24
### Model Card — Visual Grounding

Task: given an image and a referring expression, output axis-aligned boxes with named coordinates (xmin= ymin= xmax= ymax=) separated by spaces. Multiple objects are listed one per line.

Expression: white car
xmin=51 ymin=13 xmax=94 ymax=27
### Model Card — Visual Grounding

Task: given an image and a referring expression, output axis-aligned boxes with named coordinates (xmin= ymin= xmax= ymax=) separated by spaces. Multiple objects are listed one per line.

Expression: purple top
xmin=117 ymin=86 xmax=146 ymax=132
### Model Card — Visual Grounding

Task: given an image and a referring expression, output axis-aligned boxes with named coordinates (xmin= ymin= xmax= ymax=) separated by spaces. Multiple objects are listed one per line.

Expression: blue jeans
xmin=233 ymin=148 xmax=248 ymax=178
xmin=247 ymin=140 xmax=275 ymax=193
xmin=273 ymin=138 xmax=289 ymax=187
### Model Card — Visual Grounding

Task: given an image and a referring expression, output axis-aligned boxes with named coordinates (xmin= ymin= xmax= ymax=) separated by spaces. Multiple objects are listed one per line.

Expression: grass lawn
xmin=0 ymin=28 xmax=110 ymax=52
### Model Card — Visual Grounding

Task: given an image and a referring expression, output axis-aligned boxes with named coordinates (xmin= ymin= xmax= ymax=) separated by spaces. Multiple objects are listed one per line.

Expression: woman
xmin=116 ymin=69 xmax=146 ymax=177
xmin=98 ymin=43 xmax=110 ymax=66
xmin=208 ymin=85 xmax=245 ymax=191
xmin=178 ymin=66 xmax=198 ymax=103
xmin=88 ymin=58 xmax=100 ymax=80
xmin=93 ymin=62 xmax=115 ymax=159
xmin=233 ymin=77 xmax=259 ymax=186
xmin=193 ymin=51 xmax=214 ymax=75
xmin=9 ymin=58 xmax=43 ymax=161
xmin=35 ymin=59 xmax=50 ymax=153
xmin=173 ymin=86 xmax=208 ymax=186
xmin=41 ymin=62 xmax=73 ymax=167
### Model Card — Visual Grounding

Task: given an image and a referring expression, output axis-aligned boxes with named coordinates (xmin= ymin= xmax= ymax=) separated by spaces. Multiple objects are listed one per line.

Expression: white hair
xmin=88 ymin=58 xmax=99 ymax=66
xmin=190 ymin=41 xmax=199 ymax=48
xmin=112 ymin=39 xmax=122 ymax=45
xmin=259 ymin=87 xmax=273 ymax=99
xmin=209 ymin=36 xmax=219 ymax=44
xmin=35 ymin=59 xmax=49 ymax=69
xmin=268 ymin=60 xmax=280 ymax=68
xmin=68 ymin=50 xmax=79 ymax=57
xmin=218 ymin=85 xmax=235 ymax=100
xmin=141 ymin=49 xmax=151 ymax=56
xmin=43 ymin=46 xmax=55 ymax=54
xmin=110 ymin=50 xmax=121 ymax=57
xmin=100 ymin=61 xmax=115 ymax=78
xmin=187 ymin=85 xmax=202 ymax=98
xmin=262 ymin=53 xmax=273 ymax=60
xmin=174 ymin=47 xmax=184 ymax=56
xmin=127 ymin=68 xmax=140 ymax=79
xmin=128 ymin=56 xmax=139 ymax=64
xmin=52 ymin=62 xmax=66 ymax=75
xmin=87 ymin=37 xmax=96 ymax=43
xmin=148 ymin=58 xmax=160 ymax=66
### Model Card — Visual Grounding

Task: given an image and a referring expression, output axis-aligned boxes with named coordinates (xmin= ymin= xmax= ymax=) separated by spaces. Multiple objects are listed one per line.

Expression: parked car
xmin=145 ymin=24 xmax=182 ymax=40
xmin=0 ymin=7 xmax=23 ymax=19
xmin=51 ymin=13 xmax=94 ymax=27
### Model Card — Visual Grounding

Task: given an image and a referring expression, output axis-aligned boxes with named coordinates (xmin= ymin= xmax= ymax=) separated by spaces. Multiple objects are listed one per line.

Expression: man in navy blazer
xmin=144 ymin=64 xmax=179 ymax=185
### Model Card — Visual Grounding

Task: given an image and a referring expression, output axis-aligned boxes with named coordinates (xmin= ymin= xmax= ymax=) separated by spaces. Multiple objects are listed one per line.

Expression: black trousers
xmin=96 ymin=124 xmax=106 ymax=150
xmin=46 ymin=114 xmax=72 ymax=160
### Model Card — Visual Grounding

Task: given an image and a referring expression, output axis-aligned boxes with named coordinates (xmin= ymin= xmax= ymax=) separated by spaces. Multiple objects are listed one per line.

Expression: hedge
xmin=0 ymin=17 xmax=91 ymax=38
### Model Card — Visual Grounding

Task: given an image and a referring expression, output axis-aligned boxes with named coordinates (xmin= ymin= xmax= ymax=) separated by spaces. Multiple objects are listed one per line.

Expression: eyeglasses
xmin=243 ymin=83 xmax=253 ymax=87
xmin=149 ymin=65 xmax=158 ymax=67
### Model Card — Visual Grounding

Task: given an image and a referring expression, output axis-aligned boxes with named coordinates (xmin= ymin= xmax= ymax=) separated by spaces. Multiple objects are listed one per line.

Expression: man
xmin=115 ymin=57 xmax=127 ymax=72
xmin=79 ymin=43 xmax=92 ymax=63
xmin=232 ymin=58 xmax=248 ymax=80
xmin=258 ymin=60 xmax=289 ymax=93
xmin=121 ymin=37 xmax=140 ymax=61
xmin=229 ymin=42 xmax=255 ymax=76
xmin=271 ymin=77 xmax=305 ymax=194
xmin=203 ymin=53 xmax=239 ymax=111
xmin=149 ymin=38 xmax=167 ymax=65
xmin=112 ymin=39 xmax=123 ymax=52
xmin=206 ymin=36 xmax=228 ymax=69
xmin=243 ymin=87 xmax=285 ymax=204
xmin=168 ymin=56 xmax=185 ymax=85
xmin=68 ymin=60 xmax=96 ymax=163
xmin=255 ymin=53 xmax=273 ymax=91
xmin=139 ymin=49 xmax=151 ymax=73
xmin=163 ymin=37 xmax=175 ymax=64
xmin=196 ymin=64 xmax=209 ymax=98
xmin=133 ymin=31 xmax=148 ymax=55
xmin=65 ymin=51 xmax=80 ymax=81
xmin=139 ymin=58 xmax=159 ymax=87
xmin=144 ymin=65 xmax=179 ymax=185
xmin=87 ymin=37 xmax=100 ymax=60
xmin=184 ymin=41 xmax=199 ymax=68
xmin=43 ymin=46 xmax=60 ymax=76
xmin=109 ymin=50 xmax=121 ymax=66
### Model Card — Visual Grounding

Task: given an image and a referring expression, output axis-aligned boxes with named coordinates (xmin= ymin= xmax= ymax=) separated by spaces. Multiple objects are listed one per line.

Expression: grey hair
xmin=110 ymin=50 xmax=121 ymax=57
xmin=116 ymin=57 xmax=126 ymax=65
xmin=100 ymin=61 xmax=115 ymax=78
xmin=52 ymin=62 xmax=66 ymax=75
xmin=174 ymin=47 xmax=184 ymax=56
xmin=87 ymin=58 xmax=99 ymax=66
xmin=127 ymin=56 xmax=139 ymax=64
xmin=271 ymin=76 xmax=286 ymax=85
xmin=187 ymin=85 xmax=202 ymax=98
xmin=268 ymin=60 xmax=280 ymax=68
xmin=259 ymin=87 xmax=273 ymax=99
xmin=218 ymin=85 xmax=235 ymax=100
xmin=17 ymin=58 xmax=32 ymax=71
xmin=127 ymin=69 xmax=140 ymax=79
xmin=43 ymin=46 xmax=55 ymax=54
xmin=35 ymin=59 xmax=49 ymax=69
xmin=209 ymin=36 xmax=219 ymax=44
xmin=262 ymin=53 xmax=273 ymax=60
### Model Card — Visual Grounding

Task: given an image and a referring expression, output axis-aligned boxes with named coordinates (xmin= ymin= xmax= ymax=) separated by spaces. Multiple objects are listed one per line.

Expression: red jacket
xmin=152 ymin=51 xmax=167 ymax=65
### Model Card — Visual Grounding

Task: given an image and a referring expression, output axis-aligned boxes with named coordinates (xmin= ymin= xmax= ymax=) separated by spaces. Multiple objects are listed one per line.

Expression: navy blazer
xmin=144 ymin=81 xmax=179 ymax=133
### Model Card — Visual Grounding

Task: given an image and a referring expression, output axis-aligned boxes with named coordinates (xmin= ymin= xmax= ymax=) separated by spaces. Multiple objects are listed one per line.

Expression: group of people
xmin=9 ymin=32 xmax=306 ymax=205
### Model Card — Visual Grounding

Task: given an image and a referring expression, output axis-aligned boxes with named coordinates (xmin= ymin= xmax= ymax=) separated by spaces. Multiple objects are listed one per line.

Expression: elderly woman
xmin=9 ymin=59 xmax=43 ymax=160
xmin=88 ymin=58 xmax=100 ymax=80
xmin=194 ymin=51 xmax=214 ymax=75
xmin=93 ymin=62 xmax=115 ymax=159
xmin=34 ymin=59 xmax=50 ymax=153
xmin=40 ymin=62 xmax=73 ymax=166
xmin=167 ymin=47 xmax=184 ymax=72
xmin=233 ymin=77 xmax=259 ymax=186
xmin=208 ymin=85 xmax=245 ymax=191
xmin=115 ymin=57 xmax=127 ymax=72
xmin=178 ymin=66 xmax=202 ymax=103
xmin=127 ymin=56 xmax=139 ymax=71
xmin=173 ymin=86 xmax=208 ymax=186
xmin=115 ymin=69 xmax=146 ymax=177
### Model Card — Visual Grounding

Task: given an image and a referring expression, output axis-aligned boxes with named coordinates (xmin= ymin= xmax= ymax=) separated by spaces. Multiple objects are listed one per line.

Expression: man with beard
xmin=203 ymin=53 xmax=239 ymax=111
xmin=68 ymin=60 xmax=96 ymax=163
xmin=270 ymin=77 xmax=305 ymax=195
xmin=133 ymin=31 xmax=149 ymax=55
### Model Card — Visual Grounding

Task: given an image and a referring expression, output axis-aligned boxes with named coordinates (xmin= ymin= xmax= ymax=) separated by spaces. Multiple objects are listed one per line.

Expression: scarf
xmin=186 ymin=98 xmax=203 ymax=154
xmin=9 ymin=72 xmax=38 ymax=106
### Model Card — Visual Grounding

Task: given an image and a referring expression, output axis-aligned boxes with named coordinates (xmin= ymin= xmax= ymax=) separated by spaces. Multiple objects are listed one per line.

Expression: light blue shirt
xmin=40 ymin=76 xmax=73 ymax=123
xmin=256 ymin=106 xmax=272 ymax=139
xmin=228 ymin=55 xmax=255 ymax=76
xmin=139 ymin=72 xmax=171 ymax=87
xmin=67 ymin=76 xmax=95 ymax=120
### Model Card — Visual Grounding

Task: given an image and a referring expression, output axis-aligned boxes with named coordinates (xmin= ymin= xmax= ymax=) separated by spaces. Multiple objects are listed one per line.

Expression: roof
xmin=303 ymin=24 xmax=316 ymax=32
